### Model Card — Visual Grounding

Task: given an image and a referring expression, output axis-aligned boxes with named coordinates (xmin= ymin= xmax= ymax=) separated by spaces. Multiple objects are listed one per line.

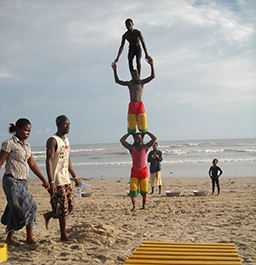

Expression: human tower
xmin=111 ymin=18 xmax=156 ymax=211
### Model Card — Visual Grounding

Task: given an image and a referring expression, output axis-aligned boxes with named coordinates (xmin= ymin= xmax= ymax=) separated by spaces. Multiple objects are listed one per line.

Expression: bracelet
xmin=49 ymin=180 xmax=54 ymax=184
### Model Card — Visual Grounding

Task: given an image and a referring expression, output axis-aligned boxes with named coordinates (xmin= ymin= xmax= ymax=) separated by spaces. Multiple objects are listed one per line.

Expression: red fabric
xmin=128 ymin=101 xmax=145 ymax=115
xmin=130 ymin=166 xmax=148 ymax=179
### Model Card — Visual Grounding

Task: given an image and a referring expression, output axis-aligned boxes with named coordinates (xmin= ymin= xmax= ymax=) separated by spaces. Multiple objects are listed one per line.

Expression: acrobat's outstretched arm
xmin=114 ymin=36 xmax=125 ymax=64
xmin=141 ymin=57 xmax=155 ymax=84
xmin=139 ymin=31 xmax=150 ymax=61
xmin=111 ymin=62 xmax=129 ymax=86
xmin=145 ymin=131 xmax=157 ymax=150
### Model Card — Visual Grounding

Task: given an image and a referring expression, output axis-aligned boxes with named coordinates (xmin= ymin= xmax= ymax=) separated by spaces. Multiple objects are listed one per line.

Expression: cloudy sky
xmin=0 ymin=0 xmax=255 ymax=146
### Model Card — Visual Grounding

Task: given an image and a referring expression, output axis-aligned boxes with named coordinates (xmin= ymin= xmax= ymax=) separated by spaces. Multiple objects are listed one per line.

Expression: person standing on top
xmin=113 ymin=18 xmax=152 ymax=77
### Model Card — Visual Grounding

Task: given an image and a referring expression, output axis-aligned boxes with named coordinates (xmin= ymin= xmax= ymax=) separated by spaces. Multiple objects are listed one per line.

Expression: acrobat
xmin=111 ymin=57 xmax=155 ymax=134
xmin=113 ymin=18 xmax=152 ymax=77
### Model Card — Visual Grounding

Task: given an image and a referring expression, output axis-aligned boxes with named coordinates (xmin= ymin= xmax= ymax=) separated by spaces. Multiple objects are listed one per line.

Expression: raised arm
xmin=114 ymin=35 xmax=126 ymax=63
xmin=141 ymin=58 xmax=155 ymax=84
xmin=139 ymin=31 xmax=149 ymax=60
xmin=145 ymin=131 xmax=157 ymax=150
xmin=120 ymin=133 xmax=133 ymax=150
xmin=111 ymin=62 xmax=129 ymax=86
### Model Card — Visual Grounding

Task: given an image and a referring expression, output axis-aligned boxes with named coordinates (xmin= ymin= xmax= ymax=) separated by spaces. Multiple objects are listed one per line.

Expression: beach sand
xmin=0 ymin=176 xmax=255 ymax=265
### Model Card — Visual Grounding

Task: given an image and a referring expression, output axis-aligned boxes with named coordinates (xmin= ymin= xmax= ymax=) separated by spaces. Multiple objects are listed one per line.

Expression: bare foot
xmin=26 ymin=239 xmax=36 ymax=245
xmin=60 ymin=236 xmax=69 ymax=242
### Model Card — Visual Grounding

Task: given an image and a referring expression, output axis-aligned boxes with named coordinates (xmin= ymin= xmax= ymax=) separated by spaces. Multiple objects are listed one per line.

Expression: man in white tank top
xmin=44 ymin=115 xmax=80 ymax=241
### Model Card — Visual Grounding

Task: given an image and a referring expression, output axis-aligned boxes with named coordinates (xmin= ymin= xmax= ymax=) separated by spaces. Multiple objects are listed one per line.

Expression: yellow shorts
xmin=150 ymin=171 xmax=162 ymax=187
xmin=129 ymin=177 xmax=148 ymax=197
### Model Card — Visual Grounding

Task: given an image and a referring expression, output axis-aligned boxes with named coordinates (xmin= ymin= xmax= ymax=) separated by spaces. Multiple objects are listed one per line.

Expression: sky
xmin=0 ymin=0 xmax=255 ymax=146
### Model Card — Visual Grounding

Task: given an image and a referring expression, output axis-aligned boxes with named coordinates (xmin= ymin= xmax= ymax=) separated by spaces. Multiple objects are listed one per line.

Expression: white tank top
xmin=51 ymin=135 xmax=71 ymax=186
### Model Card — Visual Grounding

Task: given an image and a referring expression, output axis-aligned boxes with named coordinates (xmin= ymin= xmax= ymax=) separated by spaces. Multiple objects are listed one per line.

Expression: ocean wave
xmin=35 ymin=157 xmax=256 ymax=168
xmin=38 ymin=157 xmax=256 ymax=167
xmin=162 ymin=148 xmax=225 ymax=155
xmin=224 ymin=148 xmax=256 ymax=153
xmin=71 ymin=148 xmax=105 ymax=153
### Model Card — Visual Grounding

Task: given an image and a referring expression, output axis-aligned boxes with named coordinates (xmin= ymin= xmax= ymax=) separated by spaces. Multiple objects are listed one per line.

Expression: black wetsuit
xmin=209 ymin=165 xmax=223 ymax=194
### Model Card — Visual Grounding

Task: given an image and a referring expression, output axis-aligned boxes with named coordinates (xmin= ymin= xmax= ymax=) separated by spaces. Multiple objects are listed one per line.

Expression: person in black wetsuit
xmin=209 ymin=158 xmax=223 ymax=195
xmin=113 ymin=18 xmax=152 ymax=77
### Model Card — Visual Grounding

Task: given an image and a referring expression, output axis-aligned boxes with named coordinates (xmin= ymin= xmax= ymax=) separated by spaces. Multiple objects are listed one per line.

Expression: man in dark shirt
xmin=147 ymin=142 xmax=163 ymax=194
xmin=209 ymin=158 xmax=223 ymax=195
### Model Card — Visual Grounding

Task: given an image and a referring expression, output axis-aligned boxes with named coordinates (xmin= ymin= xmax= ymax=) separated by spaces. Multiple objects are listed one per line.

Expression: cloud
xmin=0 ymin=70 xmax=14 ymax=79
xmin=0 ymin=0 xmax=255 ymax=144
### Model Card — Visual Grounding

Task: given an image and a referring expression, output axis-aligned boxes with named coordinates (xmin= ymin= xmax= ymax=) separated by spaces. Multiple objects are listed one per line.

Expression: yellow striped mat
xmin=124 ymin=241 xmax=242 ymax=265
xmin=0 ymin=243 xmax=7 ymax=263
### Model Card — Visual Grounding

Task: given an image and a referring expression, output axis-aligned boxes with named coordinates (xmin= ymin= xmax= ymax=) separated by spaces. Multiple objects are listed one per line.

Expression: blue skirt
xmin=1 ymin=175 xmax=37 ymax=232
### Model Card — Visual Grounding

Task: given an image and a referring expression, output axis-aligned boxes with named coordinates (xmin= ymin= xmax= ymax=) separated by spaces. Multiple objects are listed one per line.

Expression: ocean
xmin=18 ymin=138 xmax=256 ymax=179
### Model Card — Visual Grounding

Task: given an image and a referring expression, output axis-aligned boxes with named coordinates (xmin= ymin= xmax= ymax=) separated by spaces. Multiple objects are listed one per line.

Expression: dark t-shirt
xmin=147 ymin=150 xmax=163 ymax=173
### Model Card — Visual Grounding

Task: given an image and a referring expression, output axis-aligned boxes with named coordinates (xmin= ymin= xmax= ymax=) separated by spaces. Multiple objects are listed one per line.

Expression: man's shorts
xmin=128 ymin=101 xmax=147 ymax=134
xmin=50 ymin=184 xmax=74 ymax=218
xmin=150 ymin=171 xmax=162 ymax=187
xmin=129 ymin=167 xmax=148 ymax=197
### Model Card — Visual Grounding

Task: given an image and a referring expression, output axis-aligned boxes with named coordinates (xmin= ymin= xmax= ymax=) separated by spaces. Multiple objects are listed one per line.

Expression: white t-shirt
xmin=51 ymin=135 xmax=71 ymax=186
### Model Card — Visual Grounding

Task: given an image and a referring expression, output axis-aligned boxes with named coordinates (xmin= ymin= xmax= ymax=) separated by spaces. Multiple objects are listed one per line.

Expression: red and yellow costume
xmin=129 ymin=148 xmax=148 ymax=197
xmin=128 ymin=101 xmax=147 ymax=134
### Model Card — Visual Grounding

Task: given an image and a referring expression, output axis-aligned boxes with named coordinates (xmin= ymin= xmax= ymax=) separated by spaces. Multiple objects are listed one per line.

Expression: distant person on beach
xmin=0 ymin=118 xmax=49 ymax=245
xmin=113 ymin=18 xmax=152 ymax=77
xmin=44 ymin=115 xmax=80 ymax=241
xmin=209 ymin=158 xmax=223 ymax=195
xmin=112 ymin=57 xmax=155 ymax=134
xmin=147 ymin=142 xmax=163 ymax=194
xmin=120 ymin=131 xmax=156 ymax=211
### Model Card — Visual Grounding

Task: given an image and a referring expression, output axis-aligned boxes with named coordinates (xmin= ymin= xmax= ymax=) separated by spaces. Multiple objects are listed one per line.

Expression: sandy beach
xmin=0 ymin=176 xmax=255 ymax=265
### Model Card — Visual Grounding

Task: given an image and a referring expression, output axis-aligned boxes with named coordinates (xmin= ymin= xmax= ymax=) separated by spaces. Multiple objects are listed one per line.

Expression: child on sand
xmin=209 ymin=158 xmax=223 ymax=195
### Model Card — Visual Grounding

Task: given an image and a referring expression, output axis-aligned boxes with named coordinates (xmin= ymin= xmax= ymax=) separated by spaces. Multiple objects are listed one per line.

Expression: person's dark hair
xmin=56 ymin=115 xmax=68 ymax=126
xmin=9 ymin=118 xmax=31 ymax=134
xmin=125 ymin=18 xmax=133 ymax=25
xmin=213 ymin=158 xmax=218 ymax=163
